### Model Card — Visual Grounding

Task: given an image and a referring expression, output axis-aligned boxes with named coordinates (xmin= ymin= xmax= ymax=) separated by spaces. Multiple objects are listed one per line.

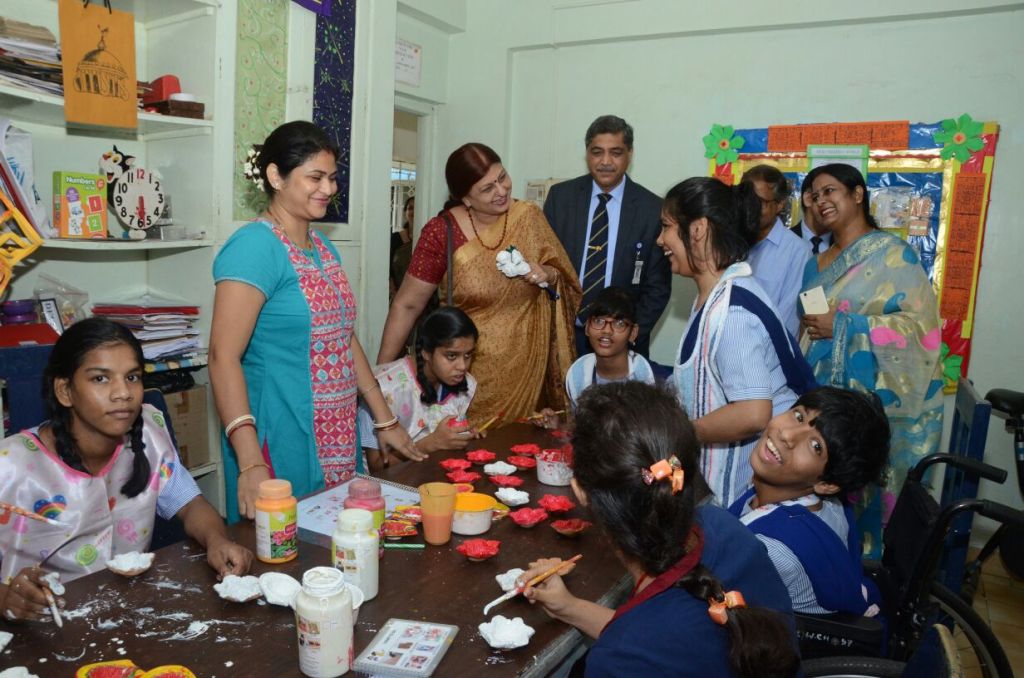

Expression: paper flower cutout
xmin=466 ymin=449 xmax=497 ymax=464
xmin=447 ymin=470 xmax=482 ymax=483
xmin=702 ymin=124 xmax=745 ymax=165
xmin=489 ymin=474 xmax=524 ymax=488
xmin=507 ymin=455 xmax=537 ymax=470
xmin=538 ymin=494 xmax=575 ymax=513
xmin=940 ymin=342 xmax=964 ymax=385
xmin=551 ymin=519 xmax=592 ymax=537
xmin=509 ymin=507 xmax=549 ymax=528
xmin=456 ymin=538 xmax=501 ymax=561
xmin=509 ymin=443 xmax=541 ymax=456
xmin=933 ymin=114 xmax=985 ymax=162
xmin=440 ymin=458 xmax=472 ymax=472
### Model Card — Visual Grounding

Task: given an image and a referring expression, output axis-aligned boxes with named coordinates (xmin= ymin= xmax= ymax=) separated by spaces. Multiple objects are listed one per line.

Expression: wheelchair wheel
xmin=802 ymin=656 xmax=905 ymax=677
xmin=927 ymin=581 xmax=1013 ymax=677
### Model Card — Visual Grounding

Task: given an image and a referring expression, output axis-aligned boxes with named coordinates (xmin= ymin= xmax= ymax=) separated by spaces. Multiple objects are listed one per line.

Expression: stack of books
xmin=92 ymin=296 xmax=206 ymax=373
xmin=0 ymin=18 xmax=62 ymax=96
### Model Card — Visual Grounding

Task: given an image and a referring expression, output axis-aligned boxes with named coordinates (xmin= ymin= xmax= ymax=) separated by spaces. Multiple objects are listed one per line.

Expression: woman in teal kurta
xmin=210 ymin=122 xmax=420 ymax=523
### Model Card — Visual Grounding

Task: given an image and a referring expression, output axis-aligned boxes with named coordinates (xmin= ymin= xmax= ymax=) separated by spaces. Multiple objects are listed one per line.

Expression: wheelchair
xmin=797 ymin=453 xmax=1024 ymax=678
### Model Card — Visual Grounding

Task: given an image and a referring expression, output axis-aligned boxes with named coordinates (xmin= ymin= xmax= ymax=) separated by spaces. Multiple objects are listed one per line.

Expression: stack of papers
xmin=0 ymin=18 xmax=61 ymax=96
xmin=92 ymin=300 xmax=204 ymax=364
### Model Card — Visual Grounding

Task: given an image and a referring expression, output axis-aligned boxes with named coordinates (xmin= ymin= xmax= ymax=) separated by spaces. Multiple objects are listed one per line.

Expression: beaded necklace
xmin=467 ymin=207 xmax=509 ymax=251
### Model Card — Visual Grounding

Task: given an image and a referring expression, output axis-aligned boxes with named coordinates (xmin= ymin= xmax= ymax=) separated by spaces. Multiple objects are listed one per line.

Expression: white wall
xmin=433 ymin=0 xmax=1024 ymax=515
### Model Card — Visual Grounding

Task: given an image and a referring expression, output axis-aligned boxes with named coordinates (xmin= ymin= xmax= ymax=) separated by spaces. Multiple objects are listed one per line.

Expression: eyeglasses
xmin=588 ymin=316 xmax=632 ymax=333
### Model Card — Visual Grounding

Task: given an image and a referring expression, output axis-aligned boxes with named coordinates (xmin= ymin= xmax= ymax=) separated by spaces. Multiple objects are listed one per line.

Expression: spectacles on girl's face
xmin=587 ymin=316 xmax=632 ymax=333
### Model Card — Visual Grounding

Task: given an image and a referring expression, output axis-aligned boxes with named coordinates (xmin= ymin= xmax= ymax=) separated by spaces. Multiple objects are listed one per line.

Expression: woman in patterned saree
xmin=378 ymin=143 xmax=580 ymax=424
xmin=800 ymin=163 xmax=943 ymax=557
xmin=210 ymin=121 xmax=418 ymax=523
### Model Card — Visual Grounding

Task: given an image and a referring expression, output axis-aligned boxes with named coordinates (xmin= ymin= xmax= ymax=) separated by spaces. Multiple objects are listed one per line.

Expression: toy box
xmin=52 ymin=171 xmax=108 ymax=238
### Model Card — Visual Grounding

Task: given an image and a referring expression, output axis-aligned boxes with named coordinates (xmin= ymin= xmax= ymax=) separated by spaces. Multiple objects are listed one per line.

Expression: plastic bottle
xmin=344 ymin=478 xmax=386 ymax=557
xmin=294 ymin=566 xmax=353 ymax=678
xmin=254 ymin=479 xmax=298 ymax=564
xmin=332 ymin=508 xmax=379 ymax=600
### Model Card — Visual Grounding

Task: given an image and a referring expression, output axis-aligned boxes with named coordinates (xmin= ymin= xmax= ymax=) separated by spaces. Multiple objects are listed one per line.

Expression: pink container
xmin=345 ymin=478 xmax=386 ymax=557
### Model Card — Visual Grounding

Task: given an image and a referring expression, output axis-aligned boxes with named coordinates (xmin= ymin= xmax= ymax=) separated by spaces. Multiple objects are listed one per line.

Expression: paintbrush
xmin=476 ymin=410 xmax=505 ymax=433
xmin=0 ymin=500 xmax=62 ymax=527
xmin=43 ymin=587 xmax=62 ymax=628
xmin=518 ymin=410 xmax=567 ymax=423
xmin=482 ymin=554 xmax=582 ymax=616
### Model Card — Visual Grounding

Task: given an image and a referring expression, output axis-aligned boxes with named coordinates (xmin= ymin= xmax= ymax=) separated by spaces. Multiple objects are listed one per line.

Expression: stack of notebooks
xmin=0 ymin=17 xmax=62 ymax=96
xmin=92 ymin=297 xmax=205 ymax=372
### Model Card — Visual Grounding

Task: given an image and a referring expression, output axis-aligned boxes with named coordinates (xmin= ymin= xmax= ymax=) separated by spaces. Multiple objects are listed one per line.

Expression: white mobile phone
xmin=800 ymin=286 xmax=830 ymax=315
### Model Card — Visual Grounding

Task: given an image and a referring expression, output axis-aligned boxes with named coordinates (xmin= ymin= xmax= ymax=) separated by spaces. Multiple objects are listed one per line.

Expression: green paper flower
xmin=933 ymin=114 xmax=985 ymax=162
xmin=939 ymin=342 xmax=964 ymax=385
xmin=702 ymin=124 xmax=745 ymax=165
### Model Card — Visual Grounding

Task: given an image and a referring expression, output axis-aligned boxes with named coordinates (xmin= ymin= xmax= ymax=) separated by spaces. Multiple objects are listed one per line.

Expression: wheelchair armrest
xmin=796 ymin=611 xmax=885 ymax=659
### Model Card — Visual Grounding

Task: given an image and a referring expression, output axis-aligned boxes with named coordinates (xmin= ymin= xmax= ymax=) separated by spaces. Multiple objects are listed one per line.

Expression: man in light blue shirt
xmin=742 ymin=165 xmax=811 ymax=338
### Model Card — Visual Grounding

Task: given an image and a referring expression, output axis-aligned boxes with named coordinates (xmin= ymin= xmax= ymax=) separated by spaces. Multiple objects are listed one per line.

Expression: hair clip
xmin=708 ymin=590 xmax=746 ymax=625
xmin=641 ymin=455 xmax=684 ymax=494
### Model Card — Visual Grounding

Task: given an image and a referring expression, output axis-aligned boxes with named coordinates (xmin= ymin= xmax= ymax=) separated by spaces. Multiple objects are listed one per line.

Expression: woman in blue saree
xmin=800 ymin=163 xmax=943 ymax=558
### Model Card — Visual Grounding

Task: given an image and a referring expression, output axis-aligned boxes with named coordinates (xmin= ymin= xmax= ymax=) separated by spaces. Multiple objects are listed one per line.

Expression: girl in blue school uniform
xmin=520 ymin=381 xmax=799 ymax=677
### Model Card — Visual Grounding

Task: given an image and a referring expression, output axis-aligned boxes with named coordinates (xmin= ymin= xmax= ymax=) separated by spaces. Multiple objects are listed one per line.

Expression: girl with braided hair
xmin=358 ymin=306 xmax=484 ymax=472
xmin=520 ymin=381 xmax=799 ymax=677
xmin=0 ymin=318 xmax=250 ymax=623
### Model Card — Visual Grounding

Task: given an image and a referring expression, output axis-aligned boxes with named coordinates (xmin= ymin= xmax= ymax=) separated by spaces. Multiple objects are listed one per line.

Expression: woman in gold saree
xmin=378 ymin=143 xmax=580 ymax=426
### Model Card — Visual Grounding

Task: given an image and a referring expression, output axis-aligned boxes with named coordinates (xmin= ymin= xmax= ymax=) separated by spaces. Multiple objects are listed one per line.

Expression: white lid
xmin=169 ymin=92 xmax=197 ymax=102
xmin=301 ymin=566 xmax=346 ymax=597
xmin=336 ymin=507 xmax=374 ymax=532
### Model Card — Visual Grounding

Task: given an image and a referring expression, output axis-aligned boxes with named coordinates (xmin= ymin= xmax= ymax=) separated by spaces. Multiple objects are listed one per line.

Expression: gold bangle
xmin=238 ymin=461 xmax=270 ymax=476
xmin=225 ymin=414 xmax=256 ymax=437
xmin=373 ymin=416 xmax=400 ymax=430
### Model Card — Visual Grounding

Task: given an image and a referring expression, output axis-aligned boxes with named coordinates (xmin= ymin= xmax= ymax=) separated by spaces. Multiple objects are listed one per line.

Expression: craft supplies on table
xmin=353 ymin=618 xmax=458 ymax=677
xmin=297 ymin=473 xmax=420 ymax=538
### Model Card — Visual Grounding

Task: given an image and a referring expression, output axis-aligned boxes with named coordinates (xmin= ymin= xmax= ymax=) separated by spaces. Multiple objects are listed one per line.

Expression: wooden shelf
xmin=43 ymin=238 xmax=214 ymax=251
xmin=37 ymin=0 xmax=218 ymax=25
xmin=0 ymin=83 xmax=214 ymax=138
xmin=189 ymin=462 xmax=219 ymax=479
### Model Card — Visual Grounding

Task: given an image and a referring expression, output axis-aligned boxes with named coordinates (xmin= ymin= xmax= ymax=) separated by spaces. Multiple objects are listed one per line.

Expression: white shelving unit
xmin=0 ymin=0 xmax=237 ymax=514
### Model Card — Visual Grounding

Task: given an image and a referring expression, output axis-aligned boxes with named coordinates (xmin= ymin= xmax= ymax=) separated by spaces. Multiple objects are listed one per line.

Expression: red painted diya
xmin=509 ymin=443 xmax=541 ymax=456
xmin=382 ymin=520 xmax=418 ymax=539
xmin=447 ymin=418 xmax=469 ymax=428
xmin=456 ymin=538 xmax=501 ymax=561
xmin=453 ymin=483 xmax=475 ymax=493
xmin=509 ymin=507 xmax=549 ymax=528
xmin=446 ymin=470 xmax=481 ymax=483
xmin=538 ymin=494 xmax=575 ymax=513
xmin=466 ymin=449 xmax=497 ymax=464
xmin=440 ymin=458 xmax=472 ymax=472
xmin=489 ymin=474 xmax=524 ymax=488
xmin=507 ymin=455 xmax=537 ymax=469
xmin=551 ymin=519 xmax=592 ymax=537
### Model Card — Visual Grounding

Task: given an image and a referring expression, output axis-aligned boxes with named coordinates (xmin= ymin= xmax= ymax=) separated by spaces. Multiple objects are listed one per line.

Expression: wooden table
xmin=1 ymin=424 xmax=629 ymax=676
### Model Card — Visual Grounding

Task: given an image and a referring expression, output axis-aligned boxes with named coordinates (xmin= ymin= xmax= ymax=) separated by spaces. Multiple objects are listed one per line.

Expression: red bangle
xmin=227 ymin=421 xmax=256 ymax=439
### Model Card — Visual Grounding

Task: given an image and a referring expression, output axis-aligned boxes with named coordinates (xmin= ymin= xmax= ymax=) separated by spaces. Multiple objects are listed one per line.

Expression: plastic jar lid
xmin=454 ymin=492 xmax=496 ymax=512
xmin=0 ymin=313 xmax=36 ymax=324
xmin=1 ymin=300 xmax=35 ymax=315
xmin=258 ymin=479 xmax=293 ymax=499
xmin=348 ymin=477 xmax=382 ymax=500
xmin=336 ymin=508 xmax=374 ymax=532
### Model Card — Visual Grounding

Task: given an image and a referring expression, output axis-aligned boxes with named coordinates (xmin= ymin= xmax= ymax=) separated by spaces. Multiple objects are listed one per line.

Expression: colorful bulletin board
xmin=701 ymin=116 xmax=999 ymax=392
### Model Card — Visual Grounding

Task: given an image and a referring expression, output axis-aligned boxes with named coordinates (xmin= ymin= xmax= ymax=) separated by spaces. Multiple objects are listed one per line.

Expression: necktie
xmin=811 ymin=235 xmax=823 ymax=255
xmin=581 ymin=193 xmax=611 ymax=307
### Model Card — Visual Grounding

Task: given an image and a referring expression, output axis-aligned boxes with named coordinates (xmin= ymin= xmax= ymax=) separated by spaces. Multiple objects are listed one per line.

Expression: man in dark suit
xmin=543 ymin=115 xmax=669 ymax=358
xmin=790 ymin=173 xmax=832 ymax=254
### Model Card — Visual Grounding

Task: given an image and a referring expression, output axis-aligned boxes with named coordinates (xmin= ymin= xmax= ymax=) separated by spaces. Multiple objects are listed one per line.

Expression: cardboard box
xmin=164 ymin=386 xmax=210 ymax=469
xmin=52 ymin=171 xmax=108 ymax=238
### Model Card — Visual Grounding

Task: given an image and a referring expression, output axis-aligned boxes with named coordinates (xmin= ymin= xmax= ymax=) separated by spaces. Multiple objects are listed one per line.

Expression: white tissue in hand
xmin=495 ymin=487 xmax=529 ymax=506
xmin=496 ymin=247 xmax=530 ymax=278
xmin=40 ymin=572 xmax=64 ymax=596
xmin=259 ymin=572 xmax=301 ymax=607
xmin=495 ymin=568 xmax=525 ymax=593
xmin=214 ymin=575 xmax=262 ymax=602
xmin=479 ymin=615 xmax=535 ymax=649
xmin=483 ymin=461 xmax=517 ymax=476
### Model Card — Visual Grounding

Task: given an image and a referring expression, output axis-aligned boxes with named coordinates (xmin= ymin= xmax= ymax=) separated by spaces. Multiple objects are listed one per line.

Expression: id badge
xmin=632 ymin=260 xmax=643 ymax=285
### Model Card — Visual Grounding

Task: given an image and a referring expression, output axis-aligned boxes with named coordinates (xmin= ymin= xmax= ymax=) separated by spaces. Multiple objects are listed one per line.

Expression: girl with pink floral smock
xmin=0 ymin=318 xmax=250 ymax=623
